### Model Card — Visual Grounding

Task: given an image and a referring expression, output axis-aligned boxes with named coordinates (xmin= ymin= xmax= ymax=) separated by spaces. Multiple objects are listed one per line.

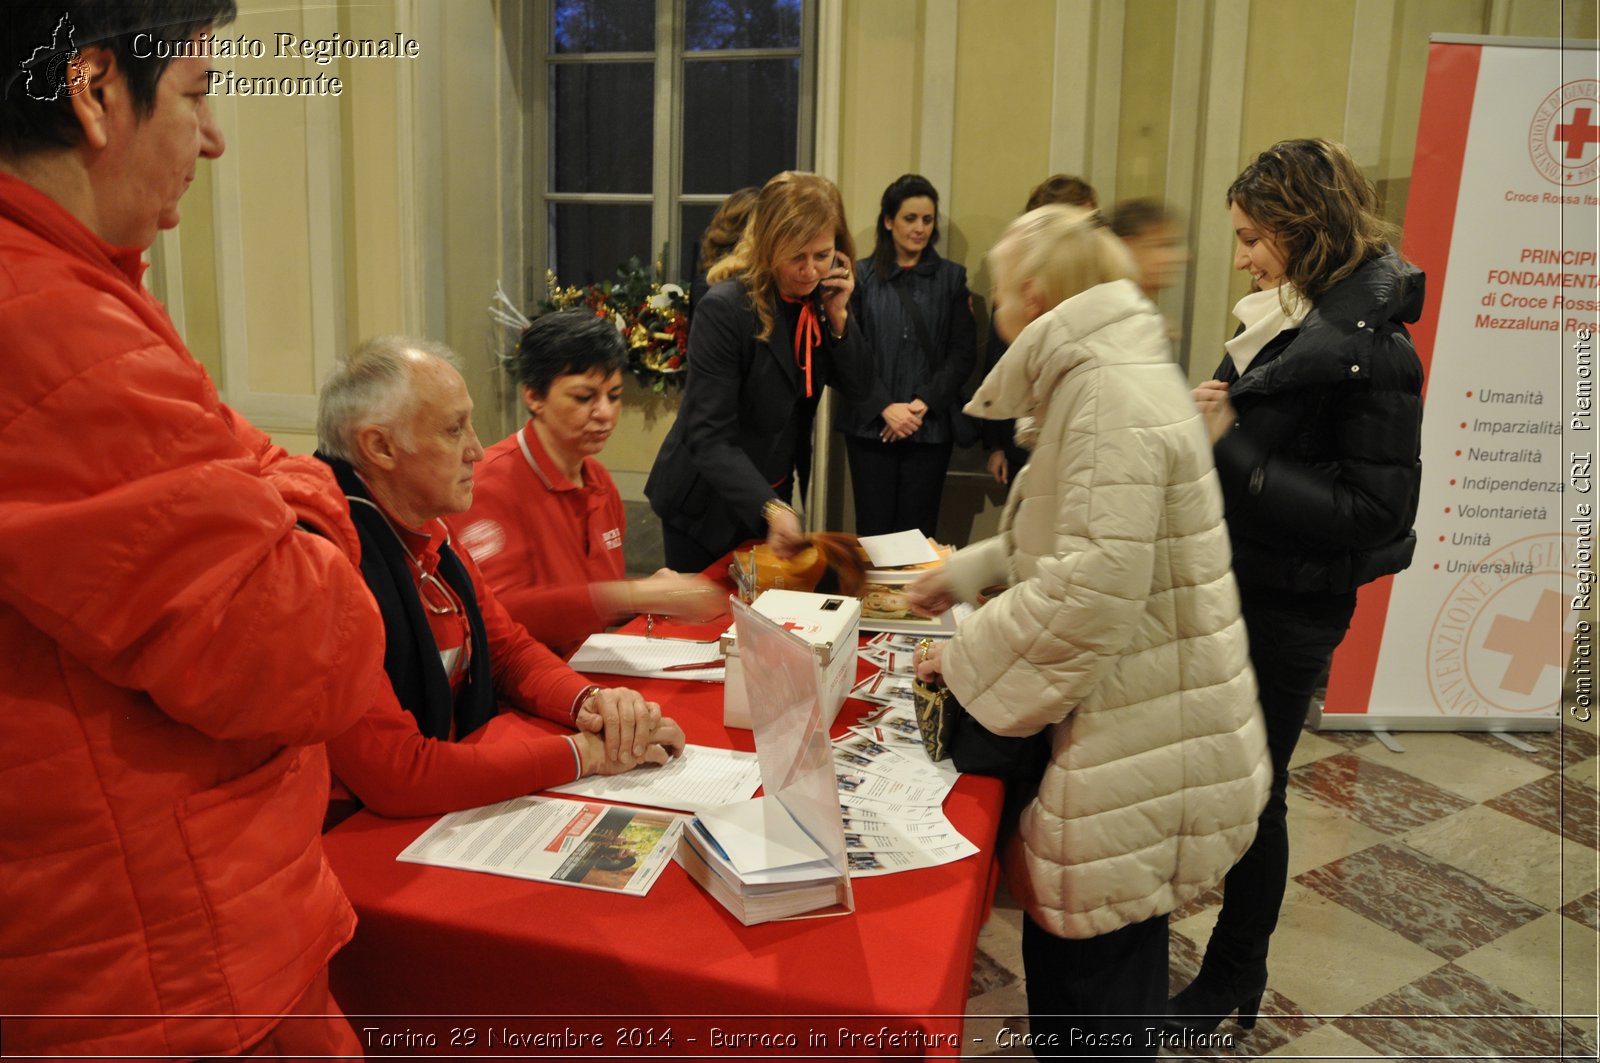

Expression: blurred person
xmin=0 ymin=2 xmax=389 ymax=1057
xmin=690 ymin=185 xmax=759 ymax=309
xmin=456 ymin=309 xmax=724 ymax=658
xmin=1108 ymin=198 xmax=1188 ymax=299
xmin=980 ymin=174 xmax=1099 ymax=487
xmin=1167 ymin=138 xmax=1423 ymax=1036
xmin=907 ymin=204 xmax=1268 ymax=1060
xmin=839 ymin=173 xmax=976 ymax=539
xmin=316 ymin=338 xmax=685 ymax=820
xmin=646 ymin=171 xmax=875 ymax=571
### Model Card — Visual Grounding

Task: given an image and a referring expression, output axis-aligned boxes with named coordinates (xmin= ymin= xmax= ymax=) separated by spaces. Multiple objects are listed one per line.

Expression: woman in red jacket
xmin=456 ymin=309 xmax=726 ymax=657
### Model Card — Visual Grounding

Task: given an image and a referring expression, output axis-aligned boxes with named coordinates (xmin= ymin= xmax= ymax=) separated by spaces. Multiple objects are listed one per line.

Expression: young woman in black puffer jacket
xmin=1168 ymin=138 xmax=1425 ymax=1036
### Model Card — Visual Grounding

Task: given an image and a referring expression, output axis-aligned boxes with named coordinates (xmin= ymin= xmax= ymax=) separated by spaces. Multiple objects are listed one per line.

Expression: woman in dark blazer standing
xmin=646 ymin=171 xmax=873 ymax=571
xmin=841 ymin=174 xmax=976 ymax=539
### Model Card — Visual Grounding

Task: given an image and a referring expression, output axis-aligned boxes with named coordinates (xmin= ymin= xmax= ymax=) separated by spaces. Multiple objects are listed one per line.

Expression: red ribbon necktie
xmin=791 ymin=299 xmax=821 ymax=398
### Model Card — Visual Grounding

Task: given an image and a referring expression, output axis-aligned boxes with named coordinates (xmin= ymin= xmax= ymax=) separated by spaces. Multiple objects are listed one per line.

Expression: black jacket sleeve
xmin=914 ymin=273 xmax=977 ymax=412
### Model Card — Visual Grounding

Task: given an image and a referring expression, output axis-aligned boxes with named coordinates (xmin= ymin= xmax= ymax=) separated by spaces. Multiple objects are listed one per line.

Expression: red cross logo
xmin=1481 ymin=590 xmax=1566 ymax=696
xmin=1555 ymin=106 xmax=1600 ymax=161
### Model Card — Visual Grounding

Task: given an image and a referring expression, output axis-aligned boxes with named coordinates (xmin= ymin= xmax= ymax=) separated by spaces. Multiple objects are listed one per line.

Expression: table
xmin=323 ymin=614 xmax=1004 ymax=1060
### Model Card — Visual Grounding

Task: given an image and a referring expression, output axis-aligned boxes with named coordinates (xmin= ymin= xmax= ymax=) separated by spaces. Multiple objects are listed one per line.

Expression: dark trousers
xmin=844 ymin=435 xmax=954 ymax=540
xmin=1022 ymin=912 xmax=1169 ymax=1062
xmin=661 ymin=522 xmax=730 ymax=574
xmin=1201 ymin=589 xmax=1357 ymax=973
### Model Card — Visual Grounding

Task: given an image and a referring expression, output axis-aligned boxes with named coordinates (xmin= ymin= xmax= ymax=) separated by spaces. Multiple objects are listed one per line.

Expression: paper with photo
xmin=845 ymin=838 xmax=980 ymax=877
xmin=398 ymin=796 xmax=684 ymax=895
xmin=835 ymin=768 xmax=948 ymax=807
xmin=848 ymin=671 xmax=918 ymax=707
xmin=839 ymin=792 xmax=952 ymax=823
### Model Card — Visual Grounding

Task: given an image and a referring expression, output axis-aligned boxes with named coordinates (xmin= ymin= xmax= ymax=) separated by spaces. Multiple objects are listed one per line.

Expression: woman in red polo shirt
xmin=455 ymin=309 xmax=725 ymax=656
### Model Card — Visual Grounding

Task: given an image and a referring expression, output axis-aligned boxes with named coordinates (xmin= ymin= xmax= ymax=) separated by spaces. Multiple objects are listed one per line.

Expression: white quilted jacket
xmin=942 ymin=280 xmax=1270 ymax=940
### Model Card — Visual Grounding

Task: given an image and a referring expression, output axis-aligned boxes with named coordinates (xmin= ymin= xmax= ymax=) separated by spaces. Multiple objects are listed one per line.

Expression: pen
xmin=660 ymin=658 xmax=726 ymax=672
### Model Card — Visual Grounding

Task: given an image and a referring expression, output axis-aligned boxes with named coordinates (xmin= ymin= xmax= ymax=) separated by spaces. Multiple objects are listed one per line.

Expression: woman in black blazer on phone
xmin=646 ymin=171 xmax=876 ymax=571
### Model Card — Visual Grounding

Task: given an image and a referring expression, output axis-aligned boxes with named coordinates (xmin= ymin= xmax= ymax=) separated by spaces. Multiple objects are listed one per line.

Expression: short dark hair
xmin=1 ymin=1 xmax=236 ymax=157
xmin=1108 ymin=198 xmax=1173 ymax=239
xmin=508 ymin=309 xmax=626 ymax=398
xmin=870 ymin=173 xmax=941 ymax=276
xmin=1025 ymin=174 xmax=1098 ymax=212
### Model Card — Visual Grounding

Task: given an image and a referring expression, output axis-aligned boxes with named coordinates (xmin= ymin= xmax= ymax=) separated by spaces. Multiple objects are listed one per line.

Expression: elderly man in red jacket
xmin=0 ymin=3 xmax=386 ymax=1058
xmin=315 ymin=337 xmax=686 ymax=821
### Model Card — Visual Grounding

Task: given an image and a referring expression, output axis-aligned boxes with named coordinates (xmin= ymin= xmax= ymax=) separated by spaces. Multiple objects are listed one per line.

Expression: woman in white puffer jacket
xmin=909 ymin=205 xmax=1269 ymax=1061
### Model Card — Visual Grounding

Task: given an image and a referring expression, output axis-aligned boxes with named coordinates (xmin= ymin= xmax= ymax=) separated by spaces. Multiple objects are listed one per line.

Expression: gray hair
xmin=317 ymin=335 xmax=461 ymax=464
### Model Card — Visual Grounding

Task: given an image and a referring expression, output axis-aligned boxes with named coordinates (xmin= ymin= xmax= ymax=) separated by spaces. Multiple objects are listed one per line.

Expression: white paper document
xmin=568 ymin=633 xmax=725 ymax=681
xmin=547 ymin=744 xmax=760 ymax=813
xmin=857 ymin=529 xmax=941 ymax=568
xmin=695 ymin=794 xmax=831 ymax=879
xmin=397 ymin=796 xmax=686 ymax=895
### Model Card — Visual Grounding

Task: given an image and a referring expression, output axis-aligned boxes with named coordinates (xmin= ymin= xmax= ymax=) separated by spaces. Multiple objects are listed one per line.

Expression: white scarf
xmin=1226 ymin=284 xmax=1309 ymax=375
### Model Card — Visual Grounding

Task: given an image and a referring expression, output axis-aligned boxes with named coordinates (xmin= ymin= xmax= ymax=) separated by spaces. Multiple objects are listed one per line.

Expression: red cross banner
xmin=1323 ymin=35 xmax=1598 ymax=731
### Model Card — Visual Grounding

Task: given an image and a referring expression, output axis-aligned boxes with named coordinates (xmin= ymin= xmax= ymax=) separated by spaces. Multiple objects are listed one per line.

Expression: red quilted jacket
xmin=0 ymin=173 xmax=385 ymax=1057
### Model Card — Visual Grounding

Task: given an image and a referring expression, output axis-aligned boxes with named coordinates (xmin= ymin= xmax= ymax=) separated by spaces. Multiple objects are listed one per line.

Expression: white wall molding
xmin=1346 ymin=0 xmax=1398 ymax=170
xmin=1162 ymin=0 xmax=1207 ymax=362
xmin=1089 ymin=0 xmax=1124 ymax=203
xmin=395 ymin=0 xmax=444 ymax=337
xmin=1050 ymin=0 xmax=1094 ymax=177
xmin=302 ymin=0 xmax=344 ymax=396
xmin=809 ymin=0 xmax=846 ymax=531
xmin=918 ymin=0 xmax=958 ymax=202
xmin=814 ymin=0 xmax=845 ymax=180
xmin=1180 ymin=0 xmax=1250 ymax=381
xmin=213 ymin=6 xmax=346 ymax=435
xmin=150 ymin=228 xmax=186 ymax=337
xmin=211 ymin=91 xmax=256 ymax=416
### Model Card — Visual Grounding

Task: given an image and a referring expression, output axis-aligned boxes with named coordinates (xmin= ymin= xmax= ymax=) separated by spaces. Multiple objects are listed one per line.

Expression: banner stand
xmin=1319 ymin=35 xmax=1597 ymax=733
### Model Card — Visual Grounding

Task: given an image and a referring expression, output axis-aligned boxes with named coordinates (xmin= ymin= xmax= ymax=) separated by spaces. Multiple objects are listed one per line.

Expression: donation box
xmin=723 ymin=589 xmax=860 ymax=730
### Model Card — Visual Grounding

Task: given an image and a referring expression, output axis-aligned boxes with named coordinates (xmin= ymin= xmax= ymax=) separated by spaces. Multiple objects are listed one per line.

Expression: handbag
xmin=912 ymin=676 xmax=1050 ymax=785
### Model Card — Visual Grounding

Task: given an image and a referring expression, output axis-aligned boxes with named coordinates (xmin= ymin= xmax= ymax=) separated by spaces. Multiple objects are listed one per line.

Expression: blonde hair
xmin=708 ymin=171 xmax=856 ymax=342
xmin=988 ymin=204 xmax=1138 ymax=312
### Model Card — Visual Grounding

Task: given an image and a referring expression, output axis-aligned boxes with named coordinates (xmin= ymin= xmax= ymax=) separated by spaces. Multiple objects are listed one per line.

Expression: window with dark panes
xmin=539 ymin=0 xmax=812 ymax=289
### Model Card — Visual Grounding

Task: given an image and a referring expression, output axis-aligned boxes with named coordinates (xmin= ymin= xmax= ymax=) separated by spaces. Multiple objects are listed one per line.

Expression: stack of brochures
xmin=853 ymin=531 xmax=962 ymax=636
xmin=676 ymin=795 xmax=851 ymax=926
xmin=675 ymin=598 xmax=854 ymax=925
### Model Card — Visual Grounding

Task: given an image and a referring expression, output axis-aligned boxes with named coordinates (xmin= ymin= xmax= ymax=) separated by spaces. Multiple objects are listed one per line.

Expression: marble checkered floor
xmin=962 ymin=711 xmax=1600 ymax=1060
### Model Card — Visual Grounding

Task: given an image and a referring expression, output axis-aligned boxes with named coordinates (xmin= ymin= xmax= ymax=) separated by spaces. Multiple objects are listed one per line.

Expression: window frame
xmin=529 ymin=0 xmax=816 ymax=292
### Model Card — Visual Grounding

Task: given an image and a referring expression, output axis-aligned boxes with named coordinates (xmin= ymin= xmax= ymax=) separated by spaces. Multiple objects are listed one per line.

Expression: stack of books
xmin=674 ymin=598 xmax=854 ymax=926
xmin=676 ymin=796 xmax=850 ymax=926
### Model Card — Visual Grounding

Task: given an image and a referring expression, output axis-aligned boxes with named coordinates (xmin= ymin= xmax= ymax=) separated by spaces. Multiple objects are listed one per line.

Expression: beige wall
xmin=155 ymin=0 xmax=1596 ymax=536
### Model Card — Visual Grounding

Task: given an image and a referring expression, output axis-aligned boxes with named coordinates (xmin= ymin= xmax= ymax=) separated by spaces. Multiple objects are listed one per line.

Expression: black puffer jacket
xmin=1213 ymin=250 xmax=1425 ymax=595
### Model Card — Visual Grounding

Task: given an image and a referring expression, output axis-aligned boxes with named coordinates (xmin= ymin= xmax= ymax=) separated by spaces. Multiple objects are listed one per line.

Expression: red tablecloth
xmin=323 ymin=614 xmax=1004 ymax=1060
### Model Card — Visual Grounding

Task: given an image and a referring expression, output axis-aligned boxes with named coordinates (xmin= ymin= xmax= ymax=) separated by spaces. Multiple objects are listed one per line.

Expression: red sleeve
xmin=490 ymin=580 xmax=605 ymax=658
xmin=462 ymin=550 xmax=593 ymax=722
xmin=327 ymin=684 xmax=583 ymax=818
xmin=226 ymin=407 xmax=363 ymax=560
xmin=0 ymin=304 xmax=383 ymax=746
